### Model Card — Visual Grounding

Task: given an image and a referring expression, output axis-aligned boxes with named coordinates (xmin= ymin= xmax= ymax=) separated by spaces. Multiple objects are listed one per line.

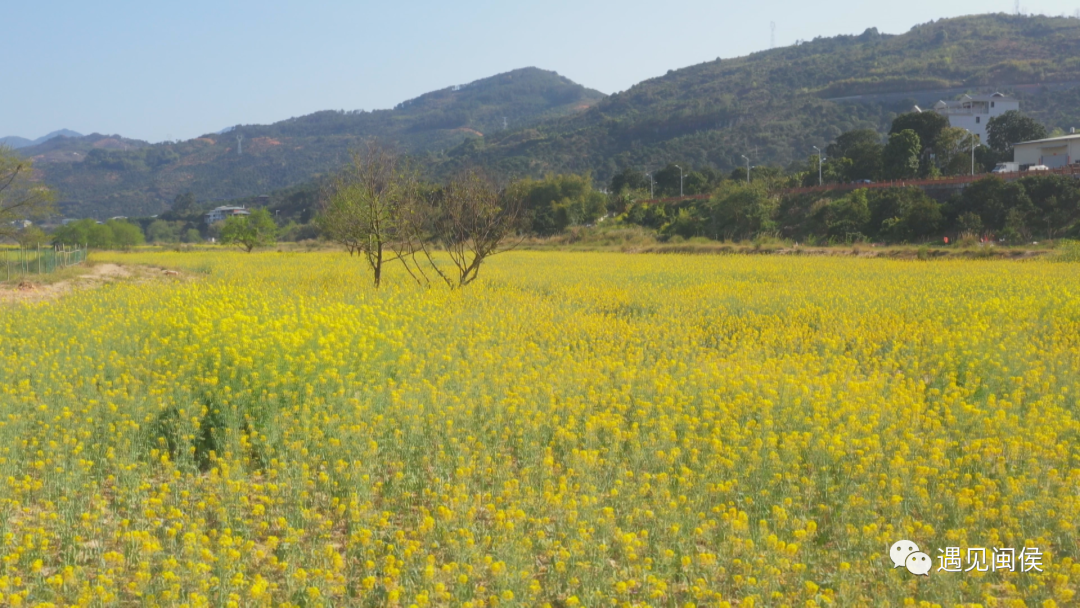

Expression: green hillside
xmin=25 ymin=68 xmax=603 ymax=218
xmin=433 ymin=13 xmax=1080 ymax=184
xmin=28 ymin=13 xmax=1080 ymax=219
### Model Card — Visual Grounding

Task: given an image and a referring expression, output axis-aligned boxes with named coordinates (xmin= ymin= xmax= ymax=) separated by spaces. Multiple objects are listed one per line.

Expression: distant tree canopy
xmin=610 ymin=168 xmax=1080 ymax=245
xmin=816 ymin=110 xmax=1052 ymax=182
xmin=147 ymin=220 xmax=182 ymax=243
xmin=987 ymin=110 xmax=1049 ymax=153
xmin=881 ymin=130 xmax=922 ymax=180
xmin=15 ymin=225 xmax=47 ymax=248
xmin=825 ymin=129 xmax=884 ymax=182
xmin=609 ymin=168 xmax=650 ymax=194
xmin=220 ymin=208 xmax=277 ymax=252
xmin=934 ymin=127 xmax=979 ymax=175
xmin=890 ymin=112 xmax=949 ymax=153
xmin=508 ymin=173 xmax=607 ymax=235
xmin=51 ymin=219 xmax=145 ymax=249
xmin=0 ymin=147 xmax=54 ymax=240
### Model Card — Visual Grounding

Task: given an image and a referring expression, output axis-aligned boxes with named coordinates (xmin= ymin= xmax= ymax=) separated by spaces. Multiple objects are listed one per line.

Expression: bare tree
xmin=0 ymin=147 xmax=54 ymax=240
xmin=427 ymin=169 xmax=523 ymax=288
xmin=319 ymin=151 xmax=521 ymax=289
xmin=317 ymin=143 xmax=413 ymax=287
xmin=386 ymin=187 xmax=443 ymax=287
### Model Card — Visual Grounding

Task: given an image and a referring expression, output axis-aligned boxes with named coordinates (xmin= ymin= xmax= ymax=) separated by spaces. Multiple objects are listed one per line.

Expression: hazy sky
xmin=5 ymin=0 xmax=1079 ymax=142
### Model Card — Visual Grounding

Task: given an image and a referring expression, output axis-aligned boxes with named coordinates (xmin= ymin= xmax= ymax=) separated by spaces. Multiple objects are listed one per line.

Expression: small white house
xmin=931 ymin=93 xmax=1019 ymax=143
xmin=205 ymin=206 xmax=250 ymax=224
xmin=1013 ymin=133 xmax=1080 ymax=169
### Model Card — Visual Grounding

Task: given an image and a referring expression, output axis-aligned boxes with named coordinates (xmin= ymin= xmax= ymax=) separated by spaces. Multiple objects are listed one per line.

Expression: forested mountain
xmin=26 ymin=13 xmax=1080 ymax=219
xmin=1 ymin=129 xmax=83 ymax=149
xmin=432 ymin=14 xmax=1080 ymax=184
xmin=1 ymin=136 xmax=33 ymax=148
xmin=25 ymin=68 xmax=603 ymax=218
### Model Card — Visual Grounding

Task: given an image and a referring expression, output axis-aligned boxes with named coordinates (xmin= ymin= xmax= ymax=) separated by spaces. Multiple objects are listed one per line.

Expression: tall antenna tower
xmin=1015 ymin=0 xmax=1020 ymax=14
xmin=236 ymin=134 xmax=243 ymax=156
xmin=770 ymin=22 xmax=776 ymax=49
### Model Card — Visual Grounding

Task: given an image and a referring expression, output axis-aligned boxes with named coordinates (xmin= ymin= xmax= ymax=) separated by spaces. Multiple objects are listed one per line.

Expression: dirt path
xmin=0 ymin=263 xmax=185 ymax=304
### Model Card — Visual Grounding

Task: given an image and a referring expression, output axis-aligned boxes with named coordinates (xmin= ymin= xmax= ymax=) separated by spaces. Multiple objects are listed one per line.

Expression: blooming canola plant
xmin=0 ymin=251 xmax=1078 ymax=606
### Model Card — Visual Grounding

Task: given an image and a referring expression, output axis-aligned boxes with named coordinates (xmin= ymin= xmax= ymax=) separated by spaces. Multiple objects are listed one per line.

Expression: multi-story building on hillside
xmin=205 ymin=206 xmax=250 ymax=224
xmin=926 ymin=93 xmax=1019 ymax=142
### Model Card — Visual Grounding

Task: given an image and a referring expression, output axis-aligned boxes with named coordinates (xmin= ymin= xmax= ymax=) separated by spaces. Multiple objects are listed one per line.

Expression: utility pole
xmin=646 ymin=172 xmax=655 ymax=198
xmin=812 ymin=146 xmax=823 ymax=186
xmin=964 ymin=129 xmax=975 ymax=176
xmin=675 ymin=164 xmax=685 ymax=196
xmin=971 ymin=132 xmax=975 ymax=176
xmin=741 ymin=155 xmax=751 ymax=184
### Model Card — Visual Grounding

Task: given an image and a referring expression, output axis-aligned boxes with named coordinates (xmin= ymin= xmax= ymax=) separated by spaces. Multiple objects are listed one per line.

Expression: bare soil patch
xmin=0 ymin=263 xmax=187 ymax=304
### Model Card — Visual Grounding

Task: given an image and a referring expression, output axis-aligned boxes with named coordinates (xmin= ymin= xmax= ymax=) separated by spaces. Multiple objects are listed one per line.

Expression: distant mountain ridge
xmin=23 ymin=68 xmax=603 ymax=218
xmin=431 ymin=13 xmax=1080 ymax=184
xmin=1 ymin=129 xmax=83 ymax=149
xmin=26 ymin=14 xmax=1080 ymax=219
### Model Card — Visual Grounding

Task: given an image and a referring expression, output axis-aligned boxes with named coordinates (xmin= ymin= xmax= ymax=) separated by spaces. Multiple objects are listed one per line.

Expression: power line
xmin=770 ymin=22 xmax=776 ymax=49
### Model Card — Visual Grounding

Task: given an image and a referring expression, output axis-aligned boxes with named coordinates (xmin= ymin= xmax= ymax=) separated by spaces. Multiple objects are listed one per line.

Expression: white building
xmin=930 ymin=93 xmax=1019 ymax=143
xmin=205 ymin=206 xmax=250 ymax=224
xmin=1013 ymin=133 xmax=1080 ymax=169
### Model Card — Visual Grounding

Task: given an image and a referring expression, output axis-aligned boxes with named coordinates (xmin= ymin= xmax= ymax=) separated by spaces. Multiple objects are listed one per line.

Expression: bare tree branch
xmin=317 ymin=141 xmax=411 ymax=288
xmin=434 ymin=169 xmax=523 ymax=288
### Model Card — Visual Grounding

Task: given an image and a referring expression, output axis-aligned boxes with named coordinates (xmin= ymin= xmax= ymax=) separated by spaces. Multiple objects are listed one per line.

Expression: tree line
xmin=11 ymin=103 xmax=1080 ymax=272
xmin=616 ymin=172 xmax=1080 ymax=245
xmin=801 ymin=110 xmax=1048 ymax=185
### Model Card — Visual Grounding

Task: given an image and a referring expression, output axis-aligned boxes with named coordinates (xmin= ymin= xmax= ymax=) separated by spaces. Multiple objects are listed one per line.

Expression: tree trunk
xmin=373 ymin=243 xmax=383 ymax=288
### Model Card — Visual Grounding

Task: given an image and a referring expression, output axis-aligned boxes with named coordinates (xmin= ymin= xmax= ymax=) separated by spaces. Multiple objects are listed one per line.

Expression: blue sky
xmin=5 ymin=0 xmax=1079 ymax=143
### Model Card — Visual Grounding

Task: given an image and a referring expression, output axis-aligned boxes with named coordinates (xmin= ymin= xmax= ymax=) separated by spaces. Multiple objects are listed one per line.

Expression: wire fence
xmin=2 ymin=244 xmax=88 ymax=281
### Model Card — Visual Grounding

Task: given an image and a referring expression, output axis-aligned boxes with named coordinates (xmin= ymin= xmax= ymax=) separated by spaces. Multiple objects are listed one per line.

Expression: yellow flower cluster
xmin=0 ymin=250 xmax=1078 ymax=607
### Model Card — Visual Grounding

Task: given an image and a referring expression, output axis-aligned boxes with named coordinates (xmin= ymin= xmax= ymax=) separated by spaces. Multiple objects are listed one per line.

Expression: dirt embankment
xmin=0 ymin=263 xmax=185 ymax=304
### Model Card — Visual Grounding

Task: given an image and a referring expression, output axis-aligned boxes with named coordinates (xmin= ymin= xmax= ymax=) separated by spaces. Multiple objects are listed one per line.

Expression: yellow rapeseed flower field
xmin=1 ymin=250 xmax=1078 ymax=608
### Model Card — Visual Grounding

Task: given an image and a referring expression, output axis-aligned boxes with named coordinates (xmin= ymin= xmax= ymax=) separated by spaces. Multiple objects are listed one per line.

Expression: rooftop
xmin=933 ymin=93 xmax=1015 ymax=109
xmin=958 ymin=92 xmax=1012 ymax=102
xmin=1014 ymin=133 xmax=1080 ymax=146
